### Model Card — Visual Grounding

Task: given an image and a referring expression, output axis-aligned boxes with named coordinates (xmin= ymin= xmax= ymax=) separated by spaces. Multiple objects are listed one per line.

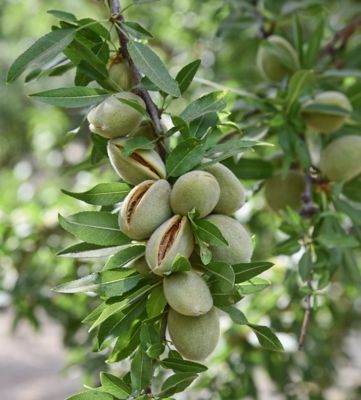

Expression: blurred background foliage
xmin=1 ymin=0 xmax=361 ymax=399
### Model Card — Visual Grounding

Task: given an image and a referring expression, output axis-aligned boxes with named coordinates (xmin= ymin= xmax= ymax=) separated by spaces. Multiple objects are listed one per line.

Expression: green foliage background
xmin=1 ymin=0 xmax=361 ymax=399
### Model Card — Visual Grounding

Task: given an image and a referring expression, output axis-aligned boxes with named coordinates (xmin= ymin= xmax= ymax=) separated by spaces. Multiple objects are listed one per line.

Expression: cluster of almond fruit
xmin=86 ymin=63 xmax=253 ymax=360
xmin=257 ymin=35 xmax=361 ymax=212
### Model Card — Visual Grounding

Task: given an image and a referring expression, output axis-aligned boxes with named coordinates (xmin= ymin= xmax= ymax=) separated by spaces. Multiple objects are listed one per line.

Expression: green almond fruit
xmin=163 ymin=270 xmax=213 ymax=316
xmin=264 ymin=170 xmax=305 ymax=212
xmin=145 ymin=215 xmax=194 ymax=276
xmin=119 ymin=179 xmax=172 ymax=240
xmin=256 ymin=35 xmax=299 ymax=82
xmin=170 ymin=170 xmax=220 ymax=218
xmin=204 ymin=214 xmax=253 ymax=264
xmin=107 ymin=138 xmax=166 ymax=185
xmin=302 ymin=91 xmax=352 ymax=134
xmin=205 ymin=162 xmax=246 ymax=215
xmin=87 ymin=93 xmax=145 ymax=138
xmin=167 ymin=307 xmax=220 ymax=361
xmin=320 ymin=135 xmax=361 ymax=182
xmin=108 ymin=59 xmax=135 ymax=91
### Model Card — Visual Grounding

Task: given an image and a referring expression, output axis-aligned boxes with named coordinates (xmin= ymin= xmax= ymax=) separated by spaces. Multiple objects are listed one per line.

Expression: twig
xmin=298 ymin=282 xmax=313 ymax=350
xmin=108 ymin=0 xmax=164 ymax=153
xmin=251 ymin=0 xmax=275 ymax=38
xmin=319 ymin=14 xmax=361 ymax=61
xmin=300 ymin=172 xmax=319 ymax=218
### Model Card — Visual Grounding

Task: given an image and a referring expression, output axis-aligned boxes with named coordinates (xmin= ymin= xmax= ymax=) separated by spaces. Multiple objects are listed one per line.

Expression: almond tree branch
xmin=298 ymin=282 xmax=313 ymax=350
xmin=300 ymin=171 xmax=319 ymax=218
xmin=108 ymin=0 xmax=164 ymax=143
xmin=319 ymin=14 xmax=361 ymax=60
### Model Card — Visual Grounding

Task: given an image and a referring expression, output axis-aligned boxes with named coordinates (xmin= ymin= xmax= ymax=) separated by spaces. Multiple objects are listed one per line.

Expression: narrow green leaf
xmin=301 ymin=103 xmax=351 ymax=116
xmin=99 ymin=372 xmax=131 ymax=399
xmin=57 ymin=243 xmax=124 ymax=258
xmin=99 ymin=270 xmax=141 ymax=297
xmin=248 ymin=324 xmax=284 ymax=351
xmin=191 ymin=113 xmax=219 ymax=139
xmin=180 ymin=91 xmax=227 ymax=121
xmin=102 ymin=300 xmax=146 ymax=348
xmin=123 ymin=21 xmax=153 ymax=39
xmin=166 ymin=138 xmax=205 ymax=177
xmin=59 ymin=211 xmax=131 ymax=246
xmin=210 ymin=288 xmax=242 ymax=307
xmin=205 ymin=139 xmax=265 ymax=156
xmin=66 ymin=391 xmax=112 ymax=400
xmin=104 ymin=245 xmax=146 ymax=270
xmin=82 ymin=303 xmax=106 ymax=324
xmin=146 ymin=286 xmax=167 ymax=318
xmin=322 ymin=69 xmax=361 ymax=79
xmin=160 ymin=358 xmax=207 ymax=373
xmin=286 ymin=70 xmax=314 ymax=111
xmin=204 ymin=262 xmax=235 ymax=290
xmin=62 ymin=182 xmax=131 ymax=205
xmin=333 ymin=198 xmax=361 ymax=226
xmin=176 ymin=59 xmax=201 ymax=94
xmin=158 ymin=373 xmax=198 ymax=397
xmin=221 ymin=305 xmax=248 ymax=324
xmin=116 ymin=97 xmax=148 ymax=117
xmin=140 ymin=323 xmax=163 ymax=358
xmin=305 ymin=18 xmax=324 ymax=68
xmin=54 ymin=273 xmax=99 ymax=293
xmin=7 ymin=28 xmax=76 ymax=82
xmin=109 ymin=323 xmax=141 ymax=363
xmin=30 ymin=87 xmax=110 ymax=108
xmin=238 ymin=277 xmax=270 ymax=295
xmin=343 ymin=175 xmax=361 ymax=202
xmin=90 ymin=285 xmax=150 ymax=330
xmin=192 ymin=219 xmax=228 ymax=246
xmin=233 ymin=262 xmax=274 ymax=283
xmin=198 ymin=240 xmax=212 ymax=265
xmin=69 ymin=38 xmax=108 ymax=77
xmin=169 ymin=254 xmax=192 ymax=274
xmin=131 ymin=347 xmax=153 ymax=391
xmin=171 ymin=115 xmax=191 ymax=139
xmin=121 ymin=137 xmax=155 ymax=157
xmin=128 ymin=41 xmax=180 ymax=97
xmin=292 ymin=14 xmax=304 ymax=66
xmin=299 ymin=251 xmax=313 ymax=281
xmin=47 ymin=9 xmax=77 ymax=22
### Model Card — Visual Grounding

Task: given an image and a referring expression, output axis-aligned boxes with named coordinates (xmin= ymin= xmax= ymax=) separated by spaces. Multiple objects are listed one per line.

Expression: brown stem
xmin=300 ymin=172 xmax=319 ymax=218
xmin=108 ymin=0 xmax=165 ymax=157
xmin=298 ymin=282 xmax=313 ymax=350
xmin=319 ymin=14 xmax=361 ymax=61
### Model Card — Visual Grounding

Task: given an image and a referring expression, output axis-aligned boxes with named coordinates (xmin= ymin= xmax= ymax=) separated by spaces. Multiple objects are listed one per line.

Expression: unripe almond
xmin=205 ymin=162 xmax=246 ymax=214
xmin=163 ymin=270 xmax=213 ymax=316
xmin=167 ymin=307 xmax=220 ymax=361
xmin=107 ymin=138 xmax=166 ymax=185
xmin=170 ymin=170 xmax=220 ymax=218
xmin=257 ymin=35 xmax=299 ymax=82
xmin=87 ymin=93 xmax=145 ymax=138
xmin=302 ymin=91 xmax=352 ymax=134
xmin=264 ymin=170 xmax=305 ymax=212
xmin=320 ymin=135 xmax=361 ymax=182
xmin=204 ymin=214 xmax=253 ymax=264
xmin=108 ymin=60 xmax=135 ymax=91
xmin=119 ymin=179 xmax=172 ymax=240
xmin=145 ymin=215 xmax=194 ymax=276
